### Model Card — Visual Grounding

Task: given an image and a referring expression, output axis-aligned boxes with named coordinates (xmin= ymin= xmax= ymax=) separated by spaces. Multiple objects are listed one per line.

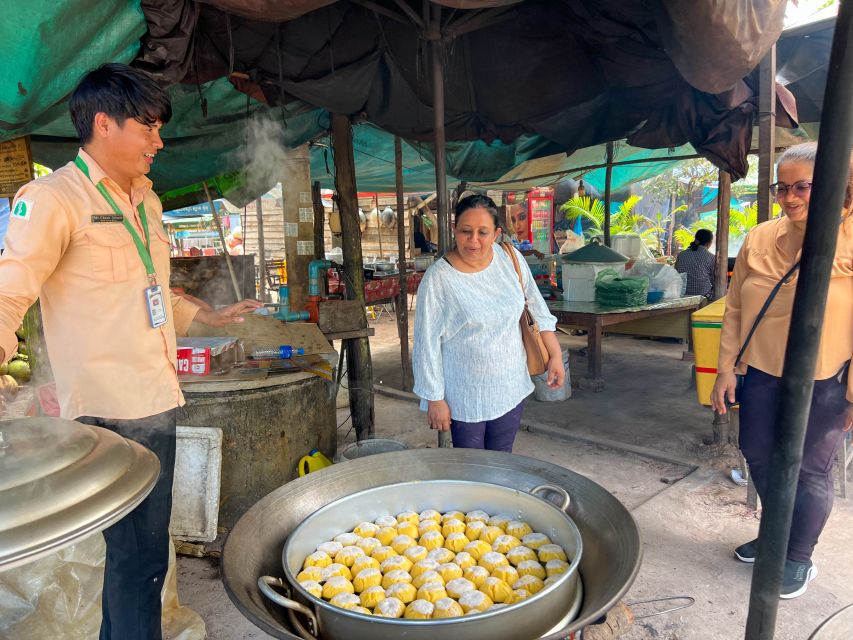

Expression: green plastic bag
xmin=594 ymin=269 xmax=649 ymax=307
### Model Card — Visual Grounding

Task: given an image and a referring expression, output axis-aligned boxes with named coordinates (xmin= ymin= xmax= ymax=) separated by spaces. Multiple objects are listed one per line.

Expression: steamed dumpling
xmin=506 ymin=521 xmax=533 ymax=539
xmin=353 ymin=521 xmax=379 ymax=538
xmin=441 ymin=518 xmax=466 ymax=537
xmin=462 ymin=565 xmax=490 ymax=588
xmin=351 ymin=555 xmax=380 ymax=576
xmin=479 ymin=526 xmax=504 ymax=545
xmin=444 ymin=532 xmax=470 ymax=553
xmin=404 ymin=599 xmax=435 ymax=619
xmin=419 ymin=509 xmax=441 ymax=523
xmin=441 ymin=510 xmax=465 ymax=523
xmin=464 ymin=510 xmax=490 ymax=524
xmin=453 ymin=551 xmax=476 ymax=570
xmin=492 ymin=535 xmax=521 ymax=555
xmin=351 ymin=605 xmax=372 ymax=615
xmin=371 ymin=545 xmax=397 ymax=563
xmin=458 ymin=590 xmax=494 ymax=613
xmin=426 ymin=548 xmax=456 ymax=564
xmin=335 ymin=545 xmax=365 ymax=567
xmin=376 ymin=527 xmax=398 ymax=546
xmin=303 ymin=551 xmax=332 ymax=569
xmin=437 ymin=562 xmax=463 ymax=583
xmin=380 ymin=555 xmax=413 ymax=574
xmin=334 ymin=532 xmax=361 ymax=547
xmin=479 ymin=577 xmax=513 ymax=603
xmin=538 ymin=544 xmax=568 ymax=563
xmin=374 ymin=515 xmax=398 ymax=528
xmin=301 ymin=580 xmax=322 ymax=599
xmin=391 ymin=535 xmax=417 ymax=555
xmin=381 ymin=569 xmax=413 ymax=589
xmin=417 ymin=582 xmax=448 ymax=603
xmin=396 ymin=521 xmax=419 ymax=539
xmin=410 ymin=558 xmax=440 ymax=579
xmin=374 ymin=597 xmax=405 ymax=618
xmin=359 ymin=585 xmax=386 ymax=609
xmin=517 ymin=559 xmax=547 ymax=580
xmin=510 ymin=588 xmax=531 ymax=603
xmin=412 ymin=570 xmax=445 ymax=589
xmin=352 ymin=568 xmax=382 ymax=592
xmin=463 ymin=540 xmax=492 ymax=561
xmin=385 ymin=581 xmax=417 ymax=604
xmin=544 ymin=575 xmax=560 ymax=588
xmin=506 ymin=546 xmax=537 ymax=566
xmin=403 ymin=545 xmax=429 ymax=563
xmin=296 ymin=567 xmax=325 ymax=583
xmin=329 ymin=593 xmax=361 ymax=609
xmin=478 ymin=551 xmax=509 ymax=573
xmin=487 ymin=514 xmax=512 ymax=531
xmin=513 ymin=575 xmax=545 ymax=594
xmin=317 ymin=541 xmax=343 ymax=557
xmin=465 ymin=521 xmax=487 ymax=541
xmin=546 ymin=559 xmax=570 ymax=577
xmin=432 ymin=597 xmax=464 ymax=618
xmin=322 ymin=563 xmax=353 ymax=581
xmin=491 ymin=564 xmax=520 ymax=586
xmin=418 ymin=520 xmax=442 ymax=537
xmin=396 ymin=510 xmax=420 ymax=526
xmin=521 ymin=533 xmax=551 ymax=550
xmin=322 ymin=576 xmax=354 ymax=599
xmin=445 ymin=577 xmax=476 ymax=599
xmin=356 ymin=537 xmax=382 ymax=555
xmin=419 ymin=530 xmax=445 ymax=551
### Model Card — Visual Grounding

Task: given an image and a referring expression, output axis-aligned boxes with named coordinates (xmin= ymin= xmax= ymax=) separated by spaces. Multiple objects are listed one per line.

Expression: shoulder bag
xmin=501 ymin=242 xmax=550 ymax=376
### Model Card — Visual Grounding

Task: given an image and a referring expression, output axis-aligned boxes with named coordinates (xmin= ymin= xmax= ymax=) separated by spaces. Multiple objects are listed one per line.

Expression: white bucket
xmin=532 ymin=349 xmax=572 ymax=402
xmin=337 ymin=438 xmax=407 ymax=462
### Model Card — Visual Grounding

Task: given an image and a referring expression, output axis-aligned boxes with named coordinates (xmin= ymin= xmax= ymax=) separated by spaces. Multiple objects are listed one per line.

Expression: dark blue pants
xmin=451 ymin=403 xmax=524 ymax=452
xmin=78 ymin=409 xmax=177 ymax=640
xmin=739 ymin=367 xmax=848 ymax=563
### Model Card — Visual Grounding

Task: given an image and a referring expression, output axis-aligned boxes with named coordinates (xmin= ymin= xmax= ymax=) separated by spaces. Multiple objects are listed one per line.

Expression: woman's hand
xmin=546 ymin=354 xmax=565 ymax=389
xmin=195 ymin=299 xmax=264 ymax=326
xmin=427 ymin=400 xmax=452 ymax=432
xmin=843 ymin=403 xmax=853 ymax=432
xmin=711 ymin=371 xmax=738 ymax=414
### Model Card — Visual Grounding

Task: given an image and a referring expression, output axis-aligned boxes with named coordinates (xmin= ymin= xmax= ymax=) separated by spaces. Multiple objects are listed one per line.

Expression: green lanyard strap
xmin=74 ymin=155 xmax=157 ymax=283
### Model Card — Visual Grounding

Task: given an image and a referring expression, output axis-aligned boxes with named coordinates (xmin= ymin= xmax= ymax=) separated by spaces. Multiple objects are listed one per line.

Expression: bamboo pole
xmin=202 ymin=182 xmax=242 ymax=301
xmin=256 ymin=197 xmax=267 ymax=303
xmin=394 ymin=136 xmax=412 ymax=391
xmin=430 ymin=4 xmax=451 ymax=255
xmin=603 ymin=142 xmax=614 ymax=247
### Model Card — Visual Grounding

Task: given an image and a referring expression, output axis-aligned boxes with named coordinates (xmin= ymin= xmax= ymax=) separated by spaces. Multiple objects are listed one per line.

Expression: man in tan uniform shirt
xmin=0 ymin=64 xmax=260 ymax=639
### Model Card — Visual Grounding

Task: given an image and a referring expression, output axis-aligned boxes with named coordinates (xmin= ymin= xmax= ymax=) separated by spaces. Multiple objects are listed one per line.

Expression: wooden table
xmin=547 ymin=295 xmax=703 ymax=391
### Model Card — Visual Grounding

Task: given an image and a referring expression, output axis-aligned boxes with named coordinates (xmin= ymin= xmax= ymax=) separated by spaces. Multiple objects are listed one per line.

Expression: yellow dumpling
xmin=464 ymin=510 xmax=490 ymax=524
xmin=356 ymin=537 xmax=382 ymax=555
xmin=374 ymin=596 xmax=405 ymax=618
xmin=410 ymin=558 xmax=440 ymax=579
xmin=462 ymin=566 xmax=490 ymax=588
xmin=317 ymin=541 xmax=343 ymax=557
xmin=301 ymin=580 xmax=322 ymax=599
xmin=396 ymin=510 xmax=420 ymax=526
xmin=487 ymin=514 xmax=512 ymax=530
xmin=464 ymin=521 xmax=487 ymax=541
xmin=506 ymin=546 xmax=537 ymax=566
xmin=360 ymin=585 xmax=386 ymax=609
xmin=453 ymin=551 xmax=476 ymax=570
xmin=444 ymin=532 xmax=470 ymax=553
xmin=351 ymin=555 xmax=380 ymax=576
xmin=432 ymin=597 xmax=465 ymax=618
xmin=376 ymin=527 xmax=398 ymax=546
xmin=404 ymin=599 xmax=435 ymax=619
xmin=458 ymin=590 xmax=494 ymax=613
xmin=479 ymin=577 xmax=513 ymax=603
xmin=441 ymin=510 xmax=465 ymax=523
xmin=333 ymin=532 xmax=361 ymax=547
xmin=417 ymin=582 xmax=448 ymax=603
xmin=412 ymin=569 xmax=444 ymax=589
xmin=489 ymin=603 xmax=509 ymax=611
xmin=491 ymin=565 xmax=520 ymax=586
xmin=479 ymin=526 xmax=504 ymax=545
xmin=419 ymin=509 xmax=441 ymax=523
xmin=521 ymin=533 xmax=551 ymax=550
xmin=352 ymin=568 xmax=382 ymax=592
xmin=374 ymin=515 xmax=398 ymax=528
xmin=353 ymin=521 xmax=379 ymax=538
xmin=505 ymin=521 xmax=533 ymax=539
xmin=463 ymin=540 xmax=492 ymax=561
xmin=381 ymin=569 xmax=413 ymax=590
xmin=513 ymin=575 xmax=545 ymax=595
xmin=385 ymin=581 xmax=417 ymax=604
xmin=517 ymin=559 xmax=546 ymax=580
xmin=538 ymin=544 xmax=568 ymax=563
xmin=323 ymin=563 xmax=352 ymax=581
xmin=441 ymin=518 xmax=466 ymax=537
xmin=445 ymin=577 xmax=476 ymax=599
xmin=544 ymin=576 xmax=560 ymax=588
xmin=418 ymin=520 xmax=442 ymax=537
xmin=437 ymin=562 xmax=463 ymax=583
xmin=403 ymin=545 xmax=428 ymax=564
xmin=492 ymin=535 xmax=522 ymax=555
xmin=329 ymin=593 xmax=361 ymax=609
xmin=371 ymin=546 xmax=397 ymax=563
xmin=335 ymin=545 xmax=365 ymax=567
xmin=510 ymin=588 xmax=530 ymax=603
xmin=380 ymin=555 xmax=413 ymax=574
xmin=419 ymin=531 xmax=445 ymax=551
xmin=303 ymin=551 xmax=332 ymax=569
xmin=396 ymin=522 xmax=419 ymax=539
xmin=351 ymin=605 xmax=372 ymax=615
xmin=478 ymin=551 xmax=509 ymax=573
xmin=427 ymin=548 xmax=456 ymax=564
xmin=322 ymin=576 xmax=354 ymax=599
xmin=546 ymin=559 xmax=570 ymax=577
xmin=296 ymin=567 xmax=325 ymax=583
xmin=391 ymin=534 xmax=417 ymax=555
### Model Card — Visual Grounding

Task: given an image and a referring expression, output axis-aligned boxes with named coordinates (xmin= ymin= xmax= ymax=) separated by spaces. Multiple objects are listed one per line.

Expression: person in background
xmin=711 ymin=142 xmax=853 ymax=599
xmin=674 ymin=228 xmax=715 ymax=299
xmin=413 ymin=194 xmax=564 ymax=451
xmin=0 ymin=64 xmax=262 ymax=639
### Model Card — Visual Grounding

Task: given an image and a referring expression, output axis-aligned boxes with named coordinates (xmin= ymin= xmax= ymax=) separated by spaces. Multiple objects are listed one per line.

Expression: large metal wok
xmin=222 ymin=448 xmax=642 ymax=639
xmin=261 ymin=480 xmax=583 ymax=640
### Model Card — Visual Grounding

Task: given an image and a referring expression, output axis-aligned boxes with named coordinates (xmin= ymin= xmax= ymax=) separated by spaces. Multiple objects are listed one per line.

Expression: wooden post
xmin=311 ymin=181 xmax=325 ymax=260
xmin=714 ymin=170 xmax=732 ymax=300
xmin=603 ymin=141 xmax=614 ymax=247
xmin=202 ymin=183 xmax=241 ymax=301
xmin=256 ymin=197 xmax=267 ymax=303
xmin=395 ymin=137 xmax=412 ymax=391
xmin=332 ymin=113 xmax=375 ymax=440
xmin=375 ymin=193 xmax=384 ymax=259
xmin=667 ymin=193 xmax=676 ymax=257
xmin=757 ymin=45 xmax=776 ymax=225
xmin=430 ymin=4 xmax=451 ymax=254
xmin=282 ymin=144 xmax=314 ymax=312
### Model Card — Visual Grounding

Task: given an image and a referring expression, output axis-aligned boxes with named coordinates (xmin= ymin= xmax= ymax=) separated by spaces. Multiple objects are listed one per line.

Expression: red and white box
xmin=177 ymin=337 xmax=240 ymax=376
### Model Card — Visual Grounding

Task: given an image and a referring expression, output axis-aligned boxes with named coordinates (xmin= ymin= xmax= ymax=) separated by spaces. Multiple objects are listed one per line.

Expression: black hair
xmin=454 ymin=194 xmax=501 ymax=230
xmin=69 ymin=63 xmax=172 ymax=143
xmin=689 ymin=228 xmax=713 ymax=250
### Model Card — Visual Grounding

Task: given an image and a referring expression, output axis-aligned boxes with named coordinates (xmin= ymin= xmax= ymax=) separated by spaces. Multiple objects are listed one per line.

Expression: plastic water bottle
xmin=251 ymin=345 xmax=305 ymax=359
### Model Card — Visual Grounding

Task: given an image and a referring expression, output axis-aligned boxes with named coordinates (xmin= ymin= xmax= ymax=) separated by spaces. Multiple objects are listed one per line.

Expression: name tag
xmin=91 ymin=214 xmax=124 ymax=224
xmin=145 ymin=285 xmax=168 ymax=328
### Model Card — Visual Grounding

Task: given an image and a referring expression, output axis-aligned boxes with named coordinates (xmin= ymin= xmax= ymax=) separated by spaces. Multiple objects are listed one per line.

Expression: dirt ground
xmin=176 ymin=312 xmax=853 ymax=639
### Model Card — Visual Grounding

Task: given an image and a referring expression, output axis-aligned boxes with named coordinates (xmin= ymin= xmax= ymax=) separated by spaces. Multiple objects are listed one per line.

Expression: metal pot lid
xmin=563 ymin=240 xmax=628 ymax=264
xmin=0 ymin=417 xmax=160 ymax=571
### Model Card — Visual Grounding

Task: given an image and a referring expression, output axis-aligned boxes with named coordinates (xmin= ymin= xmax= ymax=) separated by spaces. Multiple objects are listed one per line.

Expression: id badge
xmin=145 ymin=285 xmax=168 ymax=328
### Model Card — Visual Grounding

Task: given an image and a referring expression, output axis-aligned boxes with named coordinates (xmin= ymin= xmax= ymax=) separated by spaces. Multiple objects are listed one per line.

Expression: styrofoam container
xmin=170 ymin=425 xmax=223 ymax=542
xmin=561 ymin=262 xmax=626 ymax=302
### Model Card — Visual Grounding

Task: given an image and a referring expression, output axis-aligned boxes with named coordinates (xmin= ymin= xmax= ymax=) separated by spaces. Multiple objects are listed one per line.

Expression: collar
xmin=77 ymin=148 xmax=153 ymax=207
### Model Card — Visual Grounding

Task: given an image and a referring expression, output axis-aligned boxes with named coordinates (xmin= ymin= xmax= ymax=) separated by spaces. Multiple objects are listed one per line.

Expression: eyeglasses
xmin=769 ymin=181 xmax=812 ymax=198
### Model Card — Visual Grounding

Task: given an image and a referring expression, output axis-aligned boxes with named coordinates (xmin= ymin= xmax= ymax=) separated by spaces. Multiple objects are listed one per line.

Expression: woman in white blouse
xmin=413 ymin=194 xmax=565 ymax=451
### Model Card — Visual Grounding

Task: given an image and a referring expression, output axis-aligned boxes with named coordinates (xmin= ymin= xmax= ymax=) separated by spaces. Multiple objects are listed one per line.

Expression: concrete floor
xmin=177 ymin=315 xmax=853 ymax=639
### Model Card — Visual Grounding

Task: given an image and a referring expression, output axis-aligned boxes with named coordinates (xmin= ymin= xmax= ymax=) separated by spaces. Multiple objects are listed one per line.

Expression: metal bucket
xmin=221 ymin=448 xmax=642 ymax=639
xmin=261 ymin=480 xmax=582 ymax=640
xmin=336 ymin=438 xmax=406 ymax=462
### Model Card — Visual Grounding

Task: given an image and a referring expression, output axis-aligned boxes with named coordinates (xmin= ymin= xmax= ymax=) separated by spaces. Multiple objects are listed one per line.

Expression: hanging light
xmin=577 ymin=179 xmax=586 ymax=198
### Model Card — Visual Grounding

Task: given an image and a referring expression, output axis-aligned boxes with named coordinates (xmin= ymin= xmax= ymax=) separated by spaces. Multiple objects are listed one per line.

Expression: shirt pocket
xmin=82 ymin=227 xmax=135 ymax=282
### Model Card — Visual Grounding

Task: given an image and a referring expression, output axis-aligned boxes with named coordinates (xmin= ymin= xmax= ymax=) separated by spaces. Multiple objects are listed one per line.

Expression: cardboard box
xmin=177 ymin=337 xmax=240 ymax=376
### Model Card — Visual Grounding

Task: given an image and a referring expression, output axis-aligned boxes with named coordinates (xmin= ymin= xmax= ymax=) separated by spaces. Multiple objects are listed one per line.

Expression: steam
xmin=239 ymin=114 xmax=294 ymax=199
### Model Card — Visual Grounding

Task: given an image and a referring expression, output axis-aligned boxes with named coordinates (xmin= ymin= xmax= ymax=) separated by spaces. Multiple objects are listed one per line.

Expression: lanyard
xmin=74 ymin=155 xmax=157 ymax=285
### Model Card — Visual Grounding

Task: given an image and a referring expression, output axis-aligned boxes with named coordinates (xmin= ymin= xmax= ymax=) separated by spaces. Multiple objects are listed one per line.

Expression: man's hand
xmin=844 ymin=404 xmax=853 ymax=432
xmin=427 ymin=399 xmax=452 ymax=432
xmin=195 ymin=299 xmax=263 ymax=327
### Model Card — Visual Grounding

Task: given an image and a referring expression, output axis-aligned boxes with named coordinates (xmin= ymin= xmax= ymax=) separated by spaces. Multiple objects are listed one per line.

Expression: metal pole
xmin=714 ymin=170 xmax=731 ymax=300
xmin=430 ymin=3 xmax=451 ymax=254
xmin=757 ymin=45 xmax=777 ymax=225
xmin=603 ymin=142 xmax=613 ymax=247
xmin=255 ymin=196 xmax=267 ymax=303
xmin=202 ymin=182 xmax=242 ymax=301
xmin=745 ymin=3 xmax=853 ymax=636
xmin=395 ymin=136 xmax=412 ymax=392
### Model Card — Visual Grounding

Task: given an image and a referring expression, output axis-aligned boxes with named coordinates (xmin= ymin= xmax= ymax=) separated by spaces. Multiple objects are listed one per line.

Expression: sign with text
xmin=0 ymin=137 xmax=34 ymax=198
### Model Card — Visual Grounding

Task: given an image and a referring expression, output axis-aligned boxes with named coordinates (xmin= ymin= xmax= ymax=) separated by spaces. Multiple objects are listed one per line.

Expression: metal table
xmin=547 ymin=295 xmax=703 ymax=390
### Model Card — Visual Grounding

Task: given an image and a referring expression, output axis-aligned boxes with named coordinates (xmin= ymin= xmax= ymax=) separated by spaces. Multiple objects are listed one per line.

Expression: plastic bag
xmin=627 ymin=262 xmax=686 ymax=299
xmin=594 ymin=269 xmax=649 ymax=307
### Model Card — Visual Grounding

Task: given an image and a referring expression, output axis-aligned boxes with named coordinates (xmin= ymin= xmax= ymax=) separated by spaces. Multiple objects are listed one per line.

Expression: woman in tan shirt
xmin=711 ymin=142 xmax=853 ymax=599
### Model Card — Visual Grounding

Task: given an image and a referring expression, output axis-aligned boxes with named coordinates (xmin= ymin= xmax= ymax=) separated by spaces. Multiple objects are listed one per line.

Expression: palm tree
xmin=560 ymin=195 xmax=657 ymax=240
xmin=672 ymin=202 xmax=780 ymax=250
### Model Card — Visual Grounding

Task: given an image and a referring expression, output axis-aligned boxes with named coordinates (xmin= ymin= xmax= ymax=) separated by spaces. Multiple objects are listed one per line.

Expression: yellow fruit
xmin=7 ymin=360 xmax=30 ymax=383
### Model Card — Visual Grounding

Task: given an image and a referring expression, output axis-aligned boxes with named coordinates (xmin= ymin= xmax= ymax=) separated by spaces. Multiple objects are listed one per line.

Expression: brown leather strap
xmin=501 ymin=242 xmax=526 ymax=293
